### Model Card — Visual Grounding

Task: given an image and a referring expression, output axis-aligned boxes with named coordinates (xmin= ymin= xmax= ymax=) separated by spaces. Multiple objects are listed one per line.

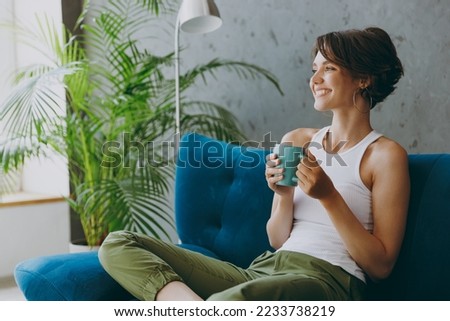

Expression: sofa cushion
xmin=175 ymin=133 xmax=274 ymax=268
xmin=14 ymin=251 xmax=135 ymax=301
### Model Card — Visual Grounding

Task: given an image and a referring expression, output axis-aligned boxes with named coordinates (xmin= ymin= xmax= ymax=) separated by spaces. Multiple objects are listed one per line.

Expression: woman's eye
xmin=311 ymin=69 xmax=317 ymax=74
xmin=325 ymin=66 xmax=336 ymax=72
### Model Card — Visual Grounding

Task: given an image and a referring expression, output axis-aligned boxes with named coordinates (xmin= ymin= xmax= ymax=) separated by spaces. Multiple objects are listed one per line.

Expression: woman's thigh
xmin=208 ymin=251 xmax=366 ymax=300
xmin=207 ymin=274 xmax=338 ymax=301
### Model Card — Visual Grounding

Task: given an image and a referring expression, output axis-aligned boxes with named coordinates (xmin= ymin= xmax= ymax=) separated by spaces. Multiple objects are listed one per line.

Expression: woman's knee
xmin=98 ymin=230 xmax=136 ymax=270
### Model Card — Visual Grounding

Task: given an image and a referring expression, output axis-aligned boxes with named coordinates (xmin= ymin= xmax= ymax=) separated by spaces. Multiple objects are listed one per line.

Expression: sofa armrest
xmin=14 ymin=251 xmax=136 ymax=301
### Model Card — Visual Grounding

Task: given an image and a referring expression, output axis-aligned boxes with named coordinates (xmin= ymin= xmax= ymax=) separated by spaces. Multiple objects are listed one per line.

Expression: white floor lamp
xmin=174 ymin=0 xmax=222 ymax=152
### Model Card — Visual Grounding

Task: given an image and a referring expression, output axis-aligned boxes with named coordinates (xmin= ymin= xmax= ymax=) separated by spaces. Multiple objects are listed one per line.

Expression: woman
xmin=265 ymin=26 xmax=409 ymax=299
xmin=99 ymin=27 xmax=410 ymax=300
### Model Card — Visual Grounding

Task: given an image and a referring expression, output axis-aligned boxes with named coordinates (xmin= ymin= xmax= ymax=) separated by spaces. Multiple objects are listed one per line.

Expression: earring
xmin=353 ymin=88 xmax=371 ymax=113
xmin=361 ymin=87 xmax=373 ymax=110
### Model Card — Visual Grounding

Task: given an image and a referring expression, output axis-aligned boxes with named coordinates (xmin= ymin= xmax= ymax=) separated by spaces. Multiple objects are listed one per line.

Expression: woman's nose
xmin=310 ymin=73 xmax=323 ymax=89
xmin=310 ymin=71 xmax=323 ymax=84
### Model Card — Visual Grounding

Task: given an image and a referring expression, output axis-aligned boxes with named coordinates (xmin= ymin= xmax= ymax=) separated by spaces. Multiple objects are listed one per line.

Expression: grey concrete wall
xmin=173 ymin=0 xmax=450 ymax=153
xmin=92 ymin=0 xmax=450 ymax=153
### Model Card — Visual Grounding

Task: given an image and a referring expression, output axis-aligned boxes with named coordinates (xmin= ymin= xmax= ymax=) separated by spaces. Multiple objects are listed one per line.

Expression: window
xmin=0 ymin=0 xmax=69 ymax=199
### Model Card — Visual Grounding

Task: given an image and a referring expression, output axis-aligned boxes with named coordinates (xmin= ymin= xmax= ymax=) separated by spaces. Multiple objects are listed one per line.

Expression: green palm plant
xmin=0 ymin=168 xmax=21 ymax=200
xmin=0 ymin=0 xmax=283 ymax=246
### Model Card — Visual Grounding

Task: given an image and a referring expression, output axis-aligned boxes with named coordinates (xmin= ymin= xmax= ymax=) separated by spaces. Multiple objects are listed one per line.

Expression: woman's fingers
xmin=266 ymin=153 xmax=284 ymax=188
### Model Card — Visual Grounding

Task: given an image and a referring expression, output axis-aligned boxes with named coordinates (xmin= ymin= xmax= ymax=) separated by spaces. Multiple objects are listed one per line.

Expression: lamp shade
xmin=179 ymin=0 xmax=222 ymax=34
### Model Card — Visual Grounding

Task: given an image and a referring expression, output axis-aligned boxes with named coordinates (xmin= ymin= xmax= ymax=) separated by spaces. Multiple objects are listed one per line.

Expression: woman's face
xmin=309 ymin=51 xmax=361 ymax=112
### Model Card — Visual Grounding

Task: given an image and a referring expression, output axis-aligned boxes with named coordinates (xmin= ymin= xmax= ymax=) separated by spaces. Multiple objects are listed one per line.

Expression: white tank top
xmin=278 ymin=126 xmax=383 ymax=282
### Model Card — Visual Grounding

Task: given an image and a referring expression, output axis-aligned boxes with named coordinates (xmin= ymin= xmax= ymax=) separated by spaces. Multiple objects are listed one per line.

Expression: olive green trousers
xmin=98 ymin=231 xmax=366 ymax=301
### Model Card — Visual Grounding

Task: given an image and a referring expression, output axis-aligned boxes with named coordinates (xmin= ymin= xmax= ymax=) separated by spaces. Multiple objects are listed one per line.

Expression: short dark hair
xmin=312 ymin=27 xmax=404 ymax=108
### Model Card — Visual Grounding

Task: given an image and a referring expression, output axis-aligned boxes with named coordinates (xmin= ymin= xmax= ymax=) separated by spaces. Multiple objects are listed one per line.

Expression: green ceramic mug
xmin=275 ymin=145 xmax=304 ymax=187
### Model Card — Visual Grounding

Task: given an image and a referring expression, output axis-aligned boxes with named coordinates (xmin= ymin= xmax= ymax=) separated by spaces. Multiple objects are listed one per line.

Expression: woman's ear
xmin=359 ymin=76 xmax=372 ymax=89
xmin=359 ymin=79 xmax=367 ymax=89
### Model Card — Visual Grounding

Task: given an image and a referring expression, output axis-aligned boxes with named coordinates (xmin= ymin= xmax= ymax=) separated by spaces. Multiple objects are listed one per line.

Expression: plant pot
xmin=69 ymin=239 xmax=100 ymax=253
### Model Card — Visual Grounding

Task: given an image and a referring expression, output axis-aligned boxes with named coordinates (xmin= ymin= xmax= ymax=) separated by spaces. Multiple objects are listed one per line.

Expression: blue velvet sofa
xmin=14 ymin=133 xmax=450 ymax=300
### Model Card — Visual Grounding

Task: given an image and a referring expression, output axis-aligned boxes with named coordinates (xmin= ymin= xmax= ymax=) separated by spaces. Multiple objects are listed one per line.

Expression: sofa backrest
xmin=176 ymin=133 xmax=450 ymax=300
xmin=175 ymin=133 xmax=274 ymax=268
xmin=369 ymin=154 xmax=450 ymax=300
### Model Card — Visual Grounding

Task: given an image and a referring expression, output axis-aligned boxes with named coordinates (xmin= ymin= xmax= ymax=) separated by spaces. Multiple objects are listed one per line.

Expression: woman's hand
xmin=265 ymin=152 xmax=294 ymax=196
xmin=296 ymin=151 xmax=336 ymax=200
xmin=265 ymin=151 xmax=295 ymax=249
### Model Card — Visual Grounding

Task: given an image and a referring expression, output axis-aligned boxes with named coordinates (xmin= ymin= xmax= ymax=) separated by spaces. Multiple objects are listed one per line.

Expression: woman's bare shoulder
xmin=366 ymin=136 xmax=409 ymax=170
xmin=281 ymin=128 xmax=320 ymax=148
xmin=361 ymin=136 xmax=409 ymax=192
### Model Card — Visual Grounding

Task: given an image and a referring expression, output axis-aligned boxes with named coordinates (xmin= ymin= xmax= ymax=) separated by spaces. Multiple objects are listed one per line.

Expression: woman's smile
xmin=314 ymin=88 xmax=332 ymax=98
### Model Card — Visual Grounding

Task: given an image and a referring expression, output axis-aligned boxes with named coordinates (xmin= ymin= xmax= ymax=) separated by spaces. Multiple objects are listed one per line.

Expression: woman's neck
xmin=325 ymin=111 xmax=372 ymax=153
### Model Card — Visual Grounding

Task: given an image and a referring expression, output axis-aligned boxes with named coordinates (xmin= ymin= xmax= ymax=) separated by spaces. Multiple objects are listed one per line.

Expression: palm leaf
xmin=0 ymin=136 xmax=50 ymax=171
xmin=181 ymin=59 xmax=284 ymax=96
xmin=0 ymin=167 xmax=21 ymax=196
xmin=181 ymin=101 xmax=246 ymax=142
